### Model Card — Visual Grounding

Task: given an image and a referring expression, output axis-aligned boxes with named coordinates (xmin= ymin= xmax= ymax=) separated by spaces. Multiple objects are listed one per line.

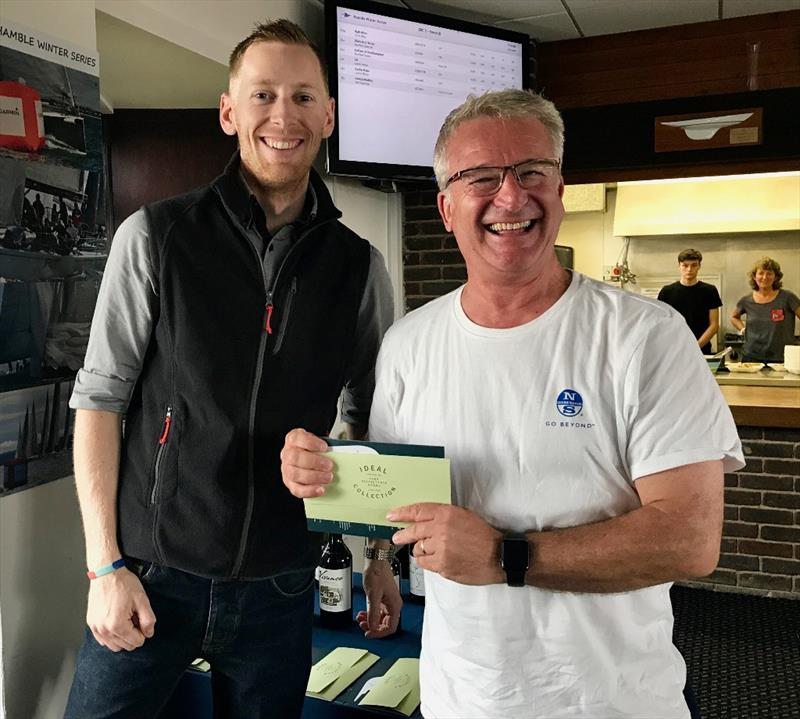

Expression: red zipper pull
xmin=264 ymin=303 xmax=274 ymax=334
xmin=159 ymin=408 xmax=172 ymax=444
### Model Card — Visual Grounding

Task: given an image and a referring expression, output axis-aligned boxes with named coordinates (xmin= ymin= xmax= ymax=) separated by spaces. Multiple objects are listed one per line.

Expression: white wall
xmin=95 ymin=0 xmax=323 ymax=66
xmin=327 ymin=177 xmax=404 ymax=316
xmin=3 ymin=0 xmax=96 ymax=46
xmin=0 ymin=481 xmax=86 ymax=719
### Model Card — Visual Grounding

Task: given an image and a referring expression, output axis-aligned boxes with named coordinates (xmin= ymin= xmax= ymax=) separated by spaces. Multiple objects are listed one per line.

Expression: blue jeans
xmin=64 ymin=559 xmax=314 ymax=719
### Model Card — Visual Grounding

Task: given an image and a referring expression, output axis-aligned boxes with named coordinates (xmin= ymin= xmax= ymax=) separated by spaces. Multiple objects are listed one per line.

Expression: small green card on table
xmin=306 ymin=647 xmax=379 ymax=701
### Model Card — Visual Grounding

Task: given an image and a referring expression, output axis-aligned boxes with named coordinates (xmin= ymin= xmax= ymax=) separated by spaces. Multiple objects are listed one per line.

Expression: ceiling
xmin=96 ymin=0 xmax=799 ymax=110
xmin=394 ymin=0 xmax=799 ymax=42
xmin=96 ymin=10 xmax=228 ymax=111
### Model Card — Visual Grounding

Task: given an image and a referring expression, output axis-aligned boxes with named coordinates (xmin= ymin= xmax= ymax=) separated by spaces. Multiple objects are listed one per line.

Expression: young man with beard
xmin=64 ymin=20 xmax=393 ymax=718
xmin=281 ymin=90 xmax=743 ymax=718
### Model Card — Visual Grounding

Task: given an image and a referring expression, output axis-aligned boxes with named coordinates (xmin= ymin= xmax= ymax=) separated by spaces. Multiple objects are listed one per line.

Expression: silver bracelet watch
xmin=364 ymin=546 xmax=394 ymax=561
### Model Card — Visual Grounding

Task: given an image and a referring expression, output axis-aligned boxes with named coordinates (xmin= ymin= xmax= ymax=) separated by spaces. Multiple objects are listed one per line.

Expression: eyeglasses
xmin=444 ymin=158 xmax=561 ymax=197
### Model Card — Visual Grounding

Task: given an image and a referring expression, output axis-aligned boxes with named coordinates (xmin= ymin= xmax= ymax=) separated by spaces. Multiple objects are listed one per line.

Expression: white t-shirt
xmin=369 ymin=272 xmax=744 ymax=719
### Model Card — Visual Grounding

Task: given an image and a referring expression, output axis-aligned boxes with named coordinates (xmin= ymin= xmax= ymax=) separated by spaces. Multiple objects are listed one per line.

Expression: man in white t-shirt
xmin=281 ymin=90 xmax=744 ymax=718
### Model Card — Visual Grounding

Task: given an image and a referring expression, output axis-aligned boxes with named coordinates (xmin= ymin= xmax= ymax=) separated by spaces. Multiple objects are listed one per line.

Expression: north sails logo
xmin=545 ymin=388 xmax=594 ymax=429
xmin=556 ymin=389 xmax=583 ymax=417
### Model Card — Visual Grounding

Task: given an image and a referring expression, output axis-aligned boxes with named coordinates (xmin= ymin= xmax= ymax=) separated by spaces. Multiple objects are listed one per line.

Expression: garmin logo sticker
xmin=556 ymin=389 xmax=583 ymax=417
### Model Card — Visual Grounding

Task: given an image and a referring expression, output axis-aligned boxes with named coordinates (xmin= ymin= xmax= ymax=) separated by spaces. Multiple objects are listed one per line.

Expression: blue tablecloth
xmin=306 ymin=577 xmax=423 ymax=718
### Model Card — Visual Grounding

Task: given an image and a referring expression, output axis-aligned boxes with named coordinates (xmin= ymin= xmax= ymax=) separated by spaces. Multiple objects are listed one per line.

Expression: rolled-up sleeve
xmin=70 ymin=210 xmax=157 ymax=414
xmin=340 ymin=246 xmax=395 ymax=427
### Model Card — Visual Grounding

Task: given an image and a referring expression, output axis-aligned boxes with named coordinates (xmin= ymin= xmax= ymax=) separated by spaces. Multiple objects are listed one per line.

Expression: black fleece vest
xmin=116 ymin=164 xmax=371 ymax=579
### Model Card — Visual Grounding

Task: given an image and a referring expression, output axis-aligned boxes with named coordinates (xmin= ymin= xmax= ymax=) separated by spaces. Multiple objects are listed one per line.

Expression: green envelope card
xmin=306 ymin=647 xmax=379 ymax=701
xmin=359 ymin=658 xmax=421 ymax=716
xmin=304 ymin=439 xmax=451 ymax=539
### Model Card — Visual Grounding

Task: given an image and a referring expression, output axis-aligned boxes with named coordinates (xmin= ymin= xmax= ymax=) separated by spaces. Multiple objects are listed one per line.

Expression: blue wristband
xmin=87 ymin=558 xmax=125 ymax=580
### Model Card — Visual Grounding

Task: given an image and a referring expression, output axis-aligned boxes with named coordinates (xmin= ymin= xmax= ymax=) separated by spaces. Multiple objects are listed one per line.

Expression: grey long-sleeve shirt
xmin=70 ymin=207 xmax=395 ymax=427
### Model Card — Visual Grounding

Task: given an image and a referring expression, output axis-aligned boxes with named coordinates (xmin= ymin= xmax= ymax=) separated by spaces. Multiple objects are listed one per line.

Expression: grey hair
xmin=432 ymin=89 xmax=565 ymax=190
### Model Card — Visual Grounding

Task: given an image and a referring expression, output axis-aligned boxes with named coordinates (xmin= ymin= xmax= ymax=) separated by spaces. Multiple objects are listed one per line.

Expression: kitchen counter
xmin=717 ymin=383 xmax=800 ymax=427
xmin=716 ymin=371 xmax=800 ymax=388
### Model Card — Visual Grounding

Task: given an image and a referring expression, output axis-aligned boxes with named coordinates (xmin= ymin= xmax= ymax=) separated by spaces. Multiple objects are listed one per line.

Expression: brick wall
xmin=402 ymin=186 xmax=461 ymax=312
xmin=701 ymin=426 xmax=800 ymax=597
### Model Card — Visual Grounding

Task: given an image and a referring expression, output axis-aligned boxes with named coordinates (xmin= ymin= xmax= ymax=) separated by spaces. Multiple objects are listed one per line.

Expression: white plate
xmin=727 ymin=363 xmax=764 ymax=373
xmin=766 ymin=364 xmax=785 ymax=372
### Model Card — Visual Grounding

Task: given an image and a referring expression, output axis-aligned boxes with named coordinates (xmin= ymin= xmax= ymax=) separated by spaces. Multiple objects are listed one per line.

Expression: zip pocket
xmin=150 ymin=406 xmax=172 ymax=505
xmin=272 ymin=277 xmax=297 ymax=355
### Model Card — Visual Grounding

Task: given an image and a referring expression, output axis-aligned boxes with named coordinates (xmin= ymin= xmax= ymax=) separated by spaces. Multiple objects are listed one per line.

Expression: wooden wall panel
xmin=537 ymin=10 xmax=800 ymax=109
xmin=108 ymin=109 xmax=237 ymax=233
xmin=559 ymin=87 xmax=800 ymax=184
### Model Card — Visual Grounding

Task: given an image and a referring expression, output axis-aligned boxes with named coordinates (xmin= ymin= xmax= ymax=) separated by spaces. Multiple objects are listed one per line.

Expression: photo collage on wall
xmin=0 ymin=21 xmax=106 ymax=492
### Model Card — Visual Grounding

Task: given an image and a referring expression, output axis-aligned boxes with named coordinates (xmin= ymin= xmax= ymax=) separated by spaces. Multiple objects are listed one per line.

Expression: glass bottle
xmin=391 ymin=548 xmax=403 ymax=631
xmin=408 ymin=543 xmax=425 ymax=605
xmin=318 ymin=534 xmax=353 ymax=629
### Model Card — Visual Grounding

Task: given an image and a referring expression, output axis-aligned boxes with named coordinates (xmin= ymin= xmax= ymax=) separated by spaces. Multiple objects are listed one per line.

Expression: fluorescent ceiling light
xmin=619 ymin=171 xmax=800 ymax=187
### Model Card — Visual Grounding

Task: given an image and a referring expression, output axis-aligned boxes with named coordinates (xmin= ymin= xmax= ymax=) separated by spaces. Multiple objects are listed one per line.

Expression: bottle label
xmin=410 ymin=556 xmax=425 ymax=596
xmin=319 ymin=568 xmax=352 ymax=612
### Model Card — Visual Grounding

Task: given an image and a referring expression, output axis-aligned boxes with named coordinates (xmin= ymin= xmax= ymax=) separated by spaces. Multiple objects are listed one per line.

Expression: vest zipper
xmin=150 ymin=406 xmax=172 ymax=505
xmin=232 ymin=217 xmax=337 ymax=578
xmin=271 ymin=277 xmax=297 ymax=355
xmin=263 ymin=302 xmax=274 ymax=334
xmin=234 ymin=297 xmax=270 ymax=577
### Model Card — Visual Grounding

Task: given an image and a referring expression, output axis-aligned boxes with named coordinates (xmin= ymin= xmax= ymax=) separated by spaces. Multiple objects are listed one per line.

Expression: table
xmin=161 ymin=575 xmax=424 ymax=718
xmin=306 ymin=577 xmax=424 ymax=718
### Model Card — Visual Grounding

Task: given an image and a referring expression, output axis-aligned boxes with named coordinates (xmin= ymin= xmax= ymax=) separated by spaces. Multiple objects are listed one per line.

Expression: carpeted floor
xmin=671 ymin=585 xmax=800 ymax=719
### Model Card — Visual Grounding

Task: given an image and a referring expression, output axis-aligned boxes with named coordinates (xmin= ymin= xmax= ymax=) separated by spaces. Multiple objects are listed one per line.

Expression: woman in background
xmin=731 ymin=257 xmax=800 ymax=363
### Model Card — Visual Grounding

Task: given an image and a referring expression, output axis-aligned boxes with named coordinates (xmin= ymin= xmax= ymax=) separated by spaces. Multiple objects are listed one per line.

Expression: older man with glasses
xmin=282 ymin=89 xmax=743 ymax=718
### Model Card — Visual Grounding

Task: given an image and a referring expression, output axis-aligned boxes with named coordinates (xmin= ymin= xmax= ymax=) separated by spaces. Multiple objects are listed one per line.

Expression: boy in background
xmin=658 ymin=248 xmax=722 ymax=354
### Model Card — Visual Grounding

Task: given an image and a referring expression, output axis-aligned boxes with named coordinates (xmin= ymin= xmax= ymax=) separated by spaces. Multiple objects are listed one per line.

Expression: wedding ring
xmin=419 ymin=540 xmax=426 ymax=556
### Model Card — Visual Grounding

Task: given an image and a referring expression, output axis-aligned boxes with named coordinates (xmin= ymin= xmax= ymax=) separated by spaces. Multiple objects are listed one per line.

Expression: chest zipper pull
xmin=264 ymin=303 xmax=274 ymax=334
xmin=159 ymin=408 xmax=173 ymax=444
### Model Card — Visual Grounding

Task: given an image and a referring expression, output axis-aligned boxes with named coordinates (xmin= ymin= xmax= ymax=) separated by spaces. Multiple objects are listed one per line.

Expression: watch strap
xmin=501 ymin=534 xmax=530 ymax=587
xmin=364 ymin=546 xmax=394 ymax=561
xmin=505 ymin=566 xmax=526 ymax=587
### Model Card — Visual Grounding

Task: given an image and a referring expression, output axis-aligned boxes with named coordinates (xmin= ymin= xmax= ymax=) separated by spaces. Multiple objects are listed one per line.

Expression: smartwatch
xmin=500 ymin=534 xmax=530 ymax=587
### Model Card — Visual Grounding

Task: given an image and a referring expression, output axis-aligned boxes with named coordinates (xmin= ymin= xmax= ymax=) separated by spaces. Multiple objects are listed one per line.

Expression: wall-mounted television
xmin=325 ymin=0 xmax=530 ymax=181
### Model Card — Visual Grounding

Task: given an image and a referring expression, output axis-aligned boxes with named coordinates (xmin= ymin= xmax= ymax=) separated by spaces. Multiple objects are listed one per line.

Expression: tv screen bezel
xmin=325 ymin=0 xmax=531 ymax=181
